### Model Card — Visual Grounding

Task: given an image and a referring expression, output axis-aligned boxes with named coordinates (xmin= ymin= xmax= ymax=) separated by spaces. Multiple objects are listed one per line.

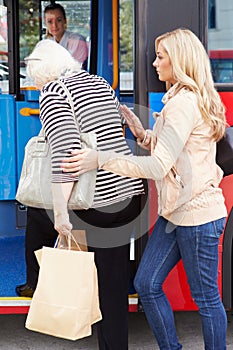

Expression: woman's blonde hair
xmin=155 ymin=28 xmax=226 ymax=141
xmin=25 ymin=39 xmax=81 ymax=87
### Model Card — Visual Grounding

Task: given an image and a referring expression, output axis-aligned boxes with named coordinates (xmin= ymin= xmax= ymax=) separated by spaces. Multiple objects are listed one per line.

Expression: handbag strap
xmin=57 ymin=79 xmax=81 ymax=133
xmin=39 ymin=79 xmax=81 ymax=139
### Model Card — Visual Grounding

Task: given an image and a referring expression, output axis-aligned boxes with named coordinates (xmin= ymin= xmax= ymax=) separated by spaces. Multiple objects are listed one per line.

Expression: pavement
xmin=0 ymin=311 xmax=233 ymax=349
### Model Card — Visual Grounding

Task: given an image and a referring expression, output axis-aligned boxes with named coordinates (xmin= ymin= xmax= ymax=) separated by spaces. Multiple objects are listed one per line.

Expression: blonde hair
xmin=26 ymin=39 xmax=81 ymax=87
xmin=155 ymin=28 xmax=226 ymax=141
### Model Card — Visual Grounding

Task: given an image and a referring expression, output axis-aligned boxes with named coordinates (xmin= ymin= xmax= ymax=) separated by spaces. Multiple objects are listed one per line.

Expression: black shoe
xmin=15 ymin=283 xmax=34 ymax=298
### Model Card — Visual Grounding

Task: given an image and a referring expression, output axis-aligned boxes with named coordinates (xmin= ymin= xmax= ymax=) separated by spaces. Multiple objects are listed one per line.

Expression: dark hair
xmin=44 ymin=2 xmax=66 ymax=21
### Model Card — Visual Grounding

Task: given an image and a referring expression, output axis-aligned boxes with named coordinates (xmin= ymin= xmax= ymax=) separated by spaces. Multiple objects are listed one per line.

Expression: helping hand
xmin=61 ymin=148 xmax=98 ymax=177
xmin=121 ymin=104 xmax=145 ymax=141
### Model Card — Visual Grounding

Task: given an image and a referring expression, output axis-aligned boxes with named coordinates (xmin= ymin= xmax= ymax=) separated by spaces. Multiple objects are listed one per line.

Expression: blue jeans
xmin=134 ymin=216 xmax=227 ymax=350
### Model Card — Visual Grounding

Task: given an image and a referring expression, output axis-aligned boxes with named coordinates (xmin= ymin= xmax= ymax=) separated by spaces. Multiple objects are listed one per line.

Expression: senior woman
xmin=19 ymin=39 xmax=144 ymax=350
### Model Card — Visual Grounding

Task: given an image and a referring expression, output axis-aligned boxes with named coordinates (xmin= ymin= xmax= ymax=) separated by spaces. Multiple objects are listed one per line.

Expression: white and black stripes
xmin=39 ymin=71 xmax=144 ymax=207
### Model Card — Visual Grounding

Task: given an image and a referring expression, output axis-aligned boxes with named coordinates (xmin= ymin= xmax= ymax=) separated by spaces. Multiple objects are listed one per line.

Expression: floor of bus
xmin=0 ymin=236 xmax=26 ymax=297
xmin=0 ymin=235 xmax=137 ymax=298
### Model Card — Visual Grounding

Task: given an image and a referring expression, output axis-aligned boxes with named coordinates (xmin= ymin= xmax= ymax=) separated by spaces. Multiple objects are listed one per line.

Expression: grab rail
xmin=111 ymin=0 xmax=119 ymax=90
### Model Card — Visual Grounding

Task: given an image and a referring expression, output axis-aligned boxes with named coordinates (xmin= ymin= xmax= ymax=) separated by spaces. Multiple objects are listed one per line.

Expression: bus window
xmin=0 ymin=3 xmax=8 ymax=92
xmin=208 ymin=1 xmax=233 ymax=84
xmin=210 ymin=50 xmax=233 ymax=83
xmin=18 ymin=1 xmax=91 ymax=88
xmin=41 ymin=1 xmax=91 ymax=69
xmin=19 ymin=1 xmax=40 ymax=88
xmin=119 ymin=0 xmax=133 ymax=91
xmin=41 ymin=1 xmax=90 ymax=40
xmin=0 ymin=1 xmax=41 ymax=93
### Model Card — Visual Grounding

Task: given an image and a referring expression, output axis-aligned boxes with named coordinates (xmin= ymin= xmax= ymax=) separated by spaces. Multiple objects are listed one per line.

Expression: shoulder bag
xmin=216 ymin=126 xmax=233 ymax=177
xmin=16 ymin=80 xmax=97 ymax=209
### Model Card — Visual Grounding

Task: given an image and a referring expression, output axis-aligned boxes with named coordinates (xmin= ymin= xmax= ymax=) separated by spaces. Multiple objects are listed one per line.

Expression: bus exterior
xmin=1 ymin=0 xmax=233 ymax=317
xmin=209 ymin=50 xmax=233 ymax=127
xmin=210 ymin=49 xmax=233 ymax=84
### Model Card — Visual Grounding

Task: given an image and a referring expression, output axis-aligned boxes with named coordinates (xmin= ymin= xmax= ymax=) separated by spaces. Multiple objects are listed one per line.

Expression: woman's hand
xmin=121 ymin=104 xmax=145 ymax=141
xmin=54 ymin=212 xmax=72 ymax=237
xmin=121 ymin=105 xmax=152 ymax=149
xmin=61 ymin=148 xmax=98 ymax=176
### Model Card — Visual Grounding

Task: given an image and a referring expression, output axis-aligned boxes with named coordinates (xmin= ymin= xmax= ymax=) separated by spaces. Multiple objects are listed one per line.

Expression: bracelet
xmin=142 ymin=129 xmax=152 ymax=145
xmin=142 ymin=130 xmax=148 ymax=144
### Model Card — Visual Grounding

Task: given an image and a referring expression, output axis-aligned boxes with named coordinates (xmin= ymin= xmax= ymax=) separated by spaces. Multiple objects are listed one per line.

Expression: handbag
xmin=16 ymin=80 xmax=97 ymax=209
xmin=25 ymin=235 xmax=102 ymax=340
xmin=216 ymin=126 xmax=233 ymax=176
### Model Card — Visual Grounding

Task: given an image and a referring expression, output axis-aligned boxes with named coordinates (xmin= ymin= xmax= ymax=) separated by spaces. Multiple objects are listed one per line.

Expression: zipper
xmin=171 ymin=168 xmax=184 ymax=188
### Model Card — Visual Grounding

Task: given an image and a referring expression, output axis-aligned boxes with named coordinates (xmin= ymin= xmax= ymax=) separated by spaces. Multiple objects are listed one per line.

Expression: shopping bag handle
xmin=54 ymin=232 xmax=82 ymax=251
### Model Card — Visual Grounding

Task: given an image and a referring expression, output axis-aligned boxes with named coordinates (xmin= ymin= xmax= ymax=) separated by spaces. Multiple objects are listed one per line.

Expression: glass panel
xmin=19 ymin=0 xmax=40 ymax=87
xmin=41 ymin=1 xmax=90 ymax=39
xmin=41 ymin=1 xmax=90 ymax=70
xmin=18 ymin=0 xmax=91 ymax=87
xmin=0 ymin=2 xmax=8 ymax=93
xmin=120 ymin=0 xmax=133 ymax=91
xmin=208 ymin=0 xmax=216 ymax=29
xmin=208 ymin=0 xmax=233 ymax=83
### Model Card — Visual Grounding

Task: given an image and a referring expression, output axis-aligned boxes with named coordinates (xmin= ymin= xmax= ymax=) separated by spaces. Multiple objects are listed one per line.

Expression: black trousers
xmin=25 ymin=195 xmax=141 ymax=350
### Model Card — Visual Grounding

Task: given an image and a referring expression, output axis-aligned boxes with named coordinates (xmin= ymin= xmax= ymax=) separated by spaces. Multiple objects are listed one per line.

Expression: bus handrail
xmin=112 ymin=0 xmax=118 ymax=90
xmin=20 ymin=107 xmax=40 ymax=116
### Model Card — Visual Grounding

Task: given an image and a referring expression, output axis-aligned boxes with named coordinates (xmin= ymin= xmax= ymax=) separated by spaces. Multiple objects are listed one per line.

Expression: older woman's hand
xmin=54 ymin=212 xmax=73 ymax=237
xmin=61 ymin=148 xmax=98 ymax=176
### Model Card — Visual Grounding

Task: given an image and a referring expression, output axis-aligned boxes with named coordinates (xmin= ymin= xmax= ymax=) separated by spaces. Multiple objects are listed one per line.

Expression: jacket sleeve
xmin=98 ymin=93 xmax=197 ymax=180
xmin=98 ymin=151 xmax=165 ymax=180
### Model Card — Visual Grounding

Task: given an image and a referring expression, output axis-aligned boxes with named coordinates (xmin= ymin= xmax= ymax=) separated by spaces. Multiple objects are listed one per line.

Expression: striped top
xmin=39 ymin=70 xmax=144 ymax=208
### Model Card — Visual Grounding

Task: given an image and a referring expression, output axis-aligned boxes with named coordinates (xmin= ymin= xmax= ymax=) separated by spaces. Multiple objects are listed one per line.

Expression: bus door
xmin=209 ymin=4 xmax=233 ymax=311
xmin=0 ymin=0 xmax=93 ymax=314
xmin=0 ymin=0 xmax=136 ymax=314
xmin=0 ymin=0 xmax=42 ymax=313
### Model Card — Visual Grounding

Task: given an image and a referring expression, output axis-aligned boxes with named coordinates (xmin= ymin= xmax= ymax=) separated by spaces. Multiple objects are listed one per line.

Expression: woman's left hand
xmin=54 ymin=212 xmax=73 ymax=237
xmin=61 ymin=148 xmax=98 ymax=176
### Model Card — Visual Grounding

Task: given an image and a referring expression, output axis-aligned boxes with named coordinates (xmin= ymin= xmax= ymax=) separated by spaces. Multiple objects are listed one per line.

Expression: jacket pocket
xmin=160 ymin=168 xmax=184 ymax=214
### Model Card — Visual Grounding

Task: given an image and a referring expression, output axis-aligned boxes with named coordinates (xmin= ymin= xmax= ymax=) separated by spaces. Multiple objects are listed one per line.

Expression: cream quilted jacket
xmin=98 ymin=85 xmax=227 ymax=226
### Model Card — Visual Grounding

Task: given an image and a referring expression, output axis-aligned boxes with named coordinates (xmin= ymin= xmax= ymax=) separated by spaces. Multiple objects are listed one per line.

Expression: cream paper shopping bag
xmin=25 ymin=244 xmax=102 ymax=340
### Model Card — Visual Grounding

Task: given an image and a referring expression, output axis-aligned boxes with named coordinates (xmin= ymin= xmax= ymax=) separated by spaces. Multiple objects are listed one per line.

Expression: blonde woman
xmin=62 ymin=28 xmax=228 ymax=349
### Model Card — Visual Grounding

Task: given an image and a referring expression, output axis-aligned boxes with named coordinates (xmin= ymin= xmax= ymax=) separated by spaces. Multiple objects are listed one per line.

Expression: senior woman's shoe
xmin=15 ymin=283 xmax=34 ymax=298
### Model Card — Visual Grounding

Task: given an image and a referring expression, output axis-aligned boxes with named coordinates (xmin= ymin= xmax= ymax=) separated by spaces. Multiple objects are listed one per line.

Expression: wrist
xmin=54 ymin=210 xmax=68 ymax=217
xmin=141 ymin=129 xmax=151 ymax=145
